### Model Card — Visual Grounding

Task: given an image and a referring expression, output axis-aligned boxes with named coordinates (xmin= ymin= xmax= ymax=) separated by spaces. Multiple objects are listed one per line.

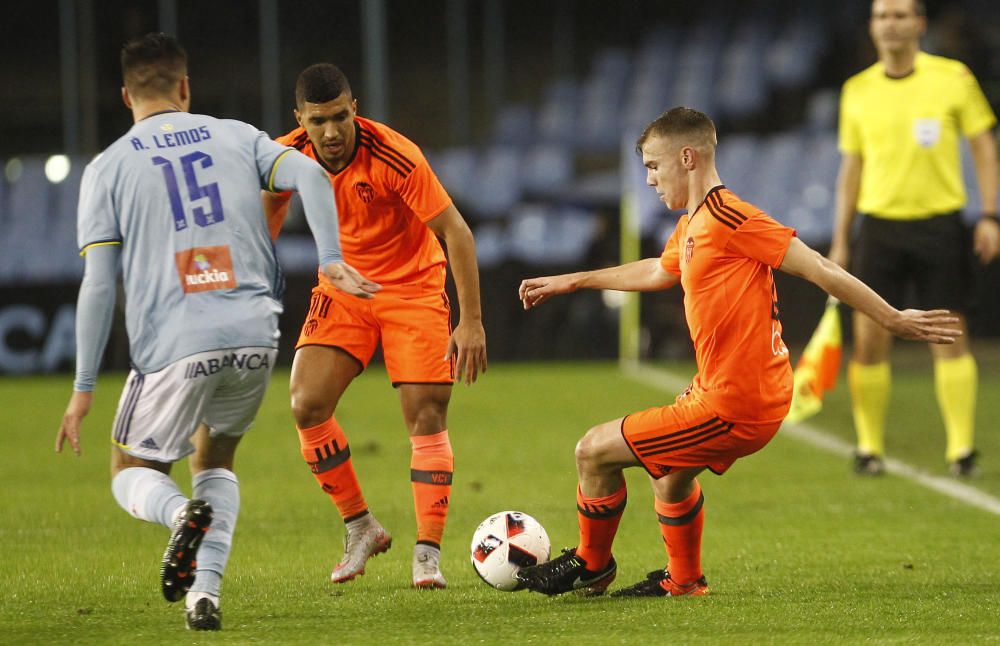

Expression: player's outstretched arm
xmin=519 ymin=258 xmax=678 ymax=310
xmin=779 ymin=237 xmax=961 ymax=343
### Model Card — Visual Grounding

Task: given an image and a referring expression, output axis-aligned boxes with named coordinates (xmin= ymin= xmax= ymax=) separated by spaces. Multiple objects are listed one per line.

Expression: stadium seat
xmin=520 ymin=144 xmax=574 ymax=198
xmin=798 ymin=131 xmax=838 ymax=243
xmin=470 ymin=146 xmax=523 ymax=220
xmin=766 ymin=17 xmax=826 ymax=90
xmin=427 ymin=147 xmax=477 ymax=206
xmin=470 ymin=221 xmax=508 ymax=268
xmin=669 ymin=24 xmax=724 ymax=118
xmin=716 ymin=133 xmax=760 ymax=196
xmin=508 ymin=204 xmax=599 ymax=265
xmin=577 ymin=48 xmax=634 ymax=152
xmin=536 ymin=78 xmax=580 ymax=146
xmin=717 ymin=23 xmax=770 ymax=121
xmin=624 ymin=30 xmax=676 ymax=134
xmin=750 ymin=133 xmax=806 ymax=216
xmin=802 ymin=89 xmax=839 ymax=134
xmin=491 ymin=104 xmax=535 ymax=146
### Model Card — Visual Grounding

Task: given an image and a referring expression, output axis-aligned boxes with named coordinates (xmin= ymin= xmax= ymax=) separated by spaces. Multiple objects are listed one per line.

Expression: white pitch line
xmin=622 ymin=363 xmax=1000 ymax=517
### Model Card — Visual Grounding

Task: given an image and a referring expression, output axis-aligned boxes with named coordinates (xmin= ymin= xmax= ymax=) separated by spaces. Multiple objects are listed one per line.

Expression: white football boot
xmin=412 ymin=543 xmax=447 ymax=589
xmin=330 ymin=514 xmax=392 ymax=583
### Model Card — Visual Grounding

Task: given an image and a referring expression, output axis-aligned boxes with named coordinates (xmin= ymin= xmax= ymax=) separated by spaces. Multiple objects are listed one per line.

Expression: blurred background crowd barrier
xmin=2 ymin=0 xmax=999 ymax=374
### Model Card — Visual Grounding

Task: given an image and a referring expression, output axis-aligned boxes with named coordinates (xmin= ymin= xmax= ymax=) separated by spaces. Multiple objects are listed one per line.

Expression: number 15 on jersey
xmin=153 ymin=151 xmax=225 ymax=231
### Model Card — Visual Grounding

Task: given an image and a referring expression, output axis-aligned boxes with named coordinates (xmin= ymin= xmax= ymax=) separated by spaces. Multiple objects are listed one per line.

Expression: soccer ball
xmin=470 ymin=511 xmax=551 ymax=591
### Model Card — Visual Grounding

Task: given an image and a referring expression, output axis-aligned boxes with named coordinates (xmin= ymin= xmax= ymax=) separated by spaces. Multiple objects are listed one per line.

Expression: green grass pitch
xmin=2 ymin=361 xmax=999 ymax=644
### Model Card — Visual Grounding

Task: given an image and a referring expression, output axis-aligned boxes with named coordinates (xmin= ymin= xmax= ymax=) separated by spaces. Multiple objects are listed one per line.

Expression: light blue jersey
xmin=77 ymin=111 xmax=315 ymax=375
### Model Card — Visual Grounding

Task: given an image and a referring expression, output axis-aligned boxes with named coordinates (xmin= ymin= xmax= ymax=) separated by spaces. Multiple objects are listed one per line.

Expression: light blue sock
xmin=187 ymin=468 xmax=240 ymax=601
xmin=111 ymin=467 xmax=188 ymax=529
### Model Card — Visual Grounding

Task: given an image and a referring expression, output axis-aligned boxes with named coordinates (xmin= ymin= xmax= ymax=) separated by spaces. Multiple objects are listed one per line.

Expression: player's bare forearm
xmin=446 ymin=226 xmax=483 ymax=324
xmin=428 ymin=204 xmax=487 ymax=383
xmin=576 ymin=258 xmax=678 ymax=292
xmin=969 ymin=129 xmax=1000 ymax=263
xmin=519 ymin=259 xmax=677 ymax=311
xmin=780 ymin=238 xmax=960 ymax=343
xmin=969 ymin=129 xmax=998 ymax=215
xmin=829 ymin=153 xmax=862 ymax=267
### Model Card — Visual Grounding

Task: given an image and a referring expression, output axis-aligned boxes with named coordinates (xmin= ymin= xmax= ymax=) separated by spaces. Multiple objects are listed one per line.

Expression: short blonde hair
xmin=636 ymin=107 xmax=717 ymax=155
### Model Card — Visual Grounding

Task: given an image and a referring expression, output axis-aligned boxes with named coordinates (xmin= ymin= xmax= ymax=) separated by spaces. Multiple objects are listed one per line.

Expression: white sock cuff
xmin=185 ymin=590 xmax=220 ymax=611
xmin=192 ymin=468 xmax=238 ymax=489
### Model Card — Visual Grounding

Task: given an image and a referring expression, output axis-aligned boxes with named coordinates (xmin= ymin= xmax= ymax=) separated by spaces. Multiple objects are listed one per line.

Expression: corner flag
xmin=785 ymin=297 xmax=842 ymax=424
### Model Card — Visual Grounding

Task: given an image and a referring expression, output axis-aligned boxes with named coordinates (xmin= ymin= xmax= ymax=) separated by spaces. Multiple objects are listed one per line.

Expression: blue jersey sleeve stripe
xmin=79 ymin=240 xmax=123 ymax=256
xmin=267 ymin=149 xmax=296 ymax=193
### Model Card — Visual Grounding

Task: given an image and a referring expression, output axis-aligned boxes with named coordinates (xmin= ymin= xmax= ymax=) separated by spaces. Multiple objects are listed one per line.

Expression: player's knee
xmin=574 ymin=427 xmax=604 ymax=471
xmin=408 ymin=402 xmax=447 ymax=435
xmin=290 ymin=391 xmax=335 ymax=429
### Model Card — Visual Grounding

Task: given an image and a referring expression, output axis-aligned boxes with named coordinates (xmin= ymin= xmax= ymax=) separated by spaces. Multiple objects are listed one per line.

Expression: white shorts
xmin=111 ymin=347 xmax=277 ymax=463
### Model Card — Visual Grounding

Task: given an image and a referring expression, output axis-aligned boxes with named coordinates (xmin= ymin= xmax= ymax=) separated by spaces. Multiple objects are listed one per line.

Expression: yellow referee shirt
xmin=839 ymin=51 xmax=996 ymax=219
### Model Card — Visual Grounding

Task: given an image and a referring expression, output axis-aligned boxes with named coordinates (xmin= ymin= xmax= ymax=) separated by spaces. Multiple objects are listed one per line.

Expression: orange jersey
xmin=660 ymin=186 xmax=796 ymax=423
xmin=270 ymin=116 xmax=452 ymax=292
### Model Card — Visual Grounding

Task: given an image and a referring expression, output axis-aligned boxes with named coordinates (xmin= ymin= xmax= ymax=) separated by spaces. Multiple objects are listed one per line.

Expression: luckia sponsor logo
xmin=186 ymin=253 xmax=229 ymax=286
xmin=175 ymin=246 xmax=237 ymax=293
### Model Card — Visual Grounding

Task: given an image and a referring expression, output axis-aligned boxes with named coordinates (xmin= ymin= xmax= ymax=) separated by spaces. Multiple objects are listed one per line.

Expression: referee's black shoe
xmin=161 ymin=499 xmax=213 ymax=602
xmin=950 ymin=450 xmax=978 ymax=478
xmin=853 ymin=452 xmax=884 ymax=476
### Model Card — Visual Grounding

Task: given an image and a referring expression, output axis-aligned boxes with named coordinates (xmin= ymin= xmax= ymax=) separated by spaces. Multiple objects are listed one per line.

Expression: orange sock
xmin=297 ymin=417 xmax=368 ymax=520
xmin=655 ymin=480 xmax=704 ymax=585
xmin=575 ymin=484 xmax=627 ymax=570
xmin=410 ymin=430 xmax=453 ymax=547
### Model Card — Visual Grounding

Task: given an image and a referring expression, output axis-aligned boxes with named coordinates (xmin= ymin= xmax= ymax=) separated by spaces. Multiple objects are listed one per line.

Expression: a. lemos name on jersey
xmin=184 ymin=352 xmax=271 ymax=379
xmin=129 ymin=124 xmax=213 ymax=151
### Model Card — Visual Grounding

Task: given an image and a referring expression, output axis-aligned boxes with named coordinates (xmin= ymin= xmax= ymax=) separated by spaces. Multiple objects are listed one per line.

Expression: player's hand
xmin=321 ymin=262 xmax=381 ymax=299
xmin=519 ymin=275 xmax=577 ymax=310
xmin=56 ymin=391 xmax=93 ymax=456
xmin=973 ymin=217 xmax=1000 ymax=264
xmin=446 ymin=318 xmax=487 ymax=385
xmin=827 ymin=239 xmax=850 ymax=269
xmin=886 ymin=309 xmax=961 ymax=344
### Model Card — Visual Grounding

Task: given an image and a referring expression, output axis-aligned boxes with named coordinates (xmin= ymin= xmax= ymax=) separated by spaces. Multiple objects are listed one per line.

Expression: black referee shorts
xmin=852 ymin=212 xmax=971 ymax=312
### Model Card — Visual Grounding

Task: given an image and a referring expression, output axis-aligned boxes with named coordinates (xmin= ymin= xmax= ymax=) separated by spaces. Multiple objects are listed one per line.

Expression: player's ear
xmin=293 ymin=108 xmax=302 ymax=127
xmin=121 ymin=86 xmax=132 ymax=109
xmin=681 ymin=146 xmax=695 ymax=169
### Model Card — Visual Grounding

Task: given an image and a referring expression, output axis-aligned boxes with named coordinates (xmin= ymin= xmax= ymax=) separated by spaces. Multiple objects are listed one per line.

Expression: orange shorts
xmin=622 ymin=391 xmax=781 ymax=477
xmin=296 ymin=283 xmax=455 ymax=385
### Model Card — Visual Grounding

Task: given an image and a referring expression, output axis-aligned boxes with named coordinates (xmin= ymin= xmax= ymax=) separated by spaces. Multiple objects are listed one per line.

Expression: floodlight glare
xmin=45 ymin=155 xmax=72 ymax=184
